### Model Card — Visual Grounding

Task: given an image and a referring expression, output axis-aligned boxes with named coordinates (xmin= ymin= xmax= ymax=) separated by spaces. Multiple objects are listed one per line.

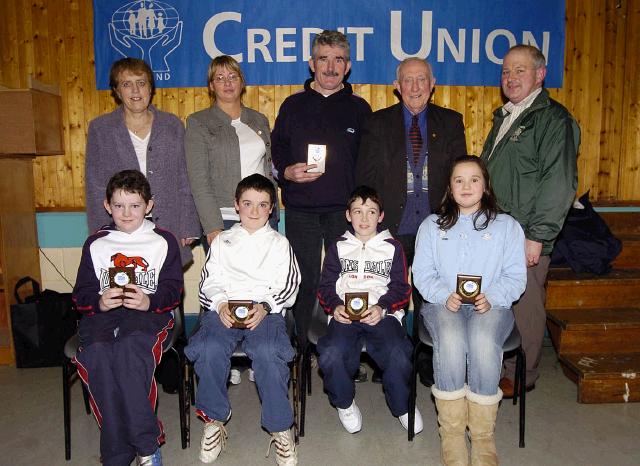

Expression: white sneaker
xmin=267 ymin=429 xmax=297 ymax=466
xmin=199 ymin=420 xmax=228 ymax=463
xmin=248 ymin=368 xmax=255 ymax=382
xmin=229 ymin=368 xmax=241 ymax=385
xmin=136 ymin=448 xmax=162 ymax=466
xmin=399 ymin=407 xmax=424 ymax=434
xmin=337 ymin=401 xmax=362 ymax=433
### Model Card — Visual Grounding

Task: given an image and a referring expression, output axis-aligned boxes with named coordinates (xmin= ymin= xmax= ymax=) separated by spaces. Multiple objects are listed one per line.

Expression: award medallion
xmin=228 ymin=300 xmax=253 ymax=328
xmin=456 ymin=274 xmax=482 ymax=304
xmin=344 ymin=292 xmax=369 ymax=321
xmin=109 ymin=267 xmax=135 ymax=289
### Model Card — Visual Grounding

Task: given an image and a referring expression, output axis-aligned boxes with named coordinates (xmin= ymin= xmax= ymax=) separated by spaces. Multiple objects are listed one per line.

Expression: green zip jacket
xmin=480 ymin=88 xmax=580 ymax=256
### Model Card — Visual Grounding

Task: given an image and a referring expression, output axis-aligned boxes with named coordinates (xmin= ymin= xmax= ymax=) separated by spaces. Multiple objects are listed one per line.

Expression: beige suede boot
xmin=467 ymin=400 xmax=499 ymax=466
xmin=434 ymin=397 xmax=469 ymax=466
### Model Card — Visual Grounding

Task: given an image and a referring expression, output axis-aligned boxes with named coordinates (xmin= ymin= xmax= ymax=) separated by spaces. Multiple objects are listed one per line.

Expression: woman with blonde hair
xmin=185 ymin=55 xmax=277 ymax=247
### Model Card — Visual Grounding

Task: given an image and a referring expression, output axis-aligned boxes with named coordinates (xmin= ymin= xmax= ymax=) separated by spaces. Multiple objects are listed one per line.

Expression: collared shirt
xmin=490 ymin=87 xmax=543 ymax=156
xmin=399 ymin=105 xmax=430 ymax=235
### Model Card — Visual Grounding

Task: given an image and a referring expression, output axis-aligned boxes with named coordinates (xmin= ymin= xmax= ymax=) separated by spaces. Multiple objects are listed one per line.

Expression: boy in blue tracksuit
xmin=73 ymin=170 xmax=183 ymax=466
xmin=316 ymin=186 xmax=423 ymax=435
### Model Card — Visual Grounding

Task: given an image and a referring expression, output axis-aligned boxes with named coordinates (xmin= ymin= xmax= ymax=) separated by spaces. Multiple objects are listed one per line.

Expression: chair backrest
xmin=163 ymin=301 xmax=185 ymax=353
xmin=307 ymin=299 xmax=329 ymax=345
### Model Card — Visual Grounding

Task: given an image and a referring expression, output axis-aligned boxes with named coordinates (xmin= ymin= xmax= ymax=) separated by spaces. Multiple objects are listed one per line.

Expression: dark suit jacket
xmin=356 ymin=102 xmax=467 ymax=236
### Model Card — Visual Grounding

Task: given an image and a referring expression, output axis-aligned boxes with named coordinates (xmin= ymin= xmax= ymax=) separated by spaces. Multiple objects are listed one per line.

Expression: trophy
xmin=307 ymin=144 xmax=326 ymax=173
xmin=228 ymin=300 xmax=253 ymax=328
xmin=109 ymin=267 xmax=136 ymax=295
xmin=344 ymin=292 xmax=368 ymax=321
xmin=456 ymin=274 xmax=482 ymax=304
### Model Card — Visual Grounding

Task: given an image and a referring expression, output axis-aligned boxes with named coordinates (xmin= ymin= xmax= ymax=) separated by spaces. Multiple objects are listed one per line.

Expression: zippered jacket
xmin=317 ymin=230 xmax=411 ymax=321
xmin=73 ymin=219 xmax=183 ymax=316
xmin=480 ymin=88 xmax=580 ymax=255
xmin=199 ymin=223 xmax=300 ymax=316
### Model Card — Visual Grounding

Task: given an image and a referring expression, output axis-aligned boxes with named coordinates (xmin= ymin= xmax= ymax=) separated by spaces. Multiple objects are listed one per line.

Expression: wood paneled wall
xmin=1 ymin=0 xmax=638 ymax=209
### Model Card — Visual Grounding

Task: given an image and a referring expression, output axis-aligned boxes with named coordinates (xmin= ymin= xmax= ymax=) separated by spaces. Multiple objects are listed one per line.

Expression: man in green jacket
xmin=480 ymin=44 xmax=580 ymax=396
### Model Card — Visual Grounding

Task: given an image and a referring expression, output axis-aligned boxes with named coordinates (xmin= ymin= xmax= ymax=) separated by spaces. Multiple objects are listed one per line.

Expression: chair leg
xmin=63 ymin=359 xmax=72 ymax=461
xmin=307 ymin=346 xmax=313 ymax=396
xmin=408 ymin=342 xmax=423 ymax=441
xmin=291 ymin=351 xmax=300 ymax=444
xmin=518 ymin=348 xmax=526 ymax=448
xmin=188 ymin=363 xmax=196 ymax=406
xmin=300 ymin=343 xmax=310 ymax=437
xmin=172 ymin=348 xmax=189 ymax=449
xmin=513 ymin=348 xmax=521 ymax=406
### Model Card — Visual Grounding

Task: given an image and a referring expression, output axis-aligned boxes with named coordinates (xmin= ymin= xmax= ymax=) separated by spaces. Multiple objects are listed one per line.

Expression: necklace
xmin=127 ymin=112 xmax=153 ymax=136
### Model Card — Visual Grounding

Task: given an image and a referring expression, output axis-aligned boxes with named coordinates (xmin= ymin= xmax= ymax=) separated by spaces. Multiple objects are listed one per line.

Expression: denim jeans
xmin=185 ymin=312 xmax=295 ymax=432
xmin=421 ymin=303 xmax=514 ymax=397
xmin=284 ymin=209 xmax=347 ymax=345
xmin=317 ymin=317 xmax=413 ymax=417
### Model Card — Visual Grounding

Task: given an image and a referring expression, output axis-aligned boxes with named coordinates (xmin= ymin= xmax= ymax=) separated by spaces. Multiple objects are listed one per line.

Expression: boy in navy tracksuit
xmin=73 ymin=170 xmax=183 ymax=466
xmin=317 ymin=186 xmax=423 ymax=435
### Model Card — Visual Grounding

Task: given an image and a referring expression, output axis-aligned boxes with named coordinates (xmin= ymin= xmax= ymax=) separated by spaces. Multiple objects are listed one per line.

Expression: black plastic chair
xmin=408 ymin=312 xmax=526 ymax=447
xmin=186 ymin=306 xmax=300 ymax=444
xmin=62 ymin=304 xmax=191 ymax=460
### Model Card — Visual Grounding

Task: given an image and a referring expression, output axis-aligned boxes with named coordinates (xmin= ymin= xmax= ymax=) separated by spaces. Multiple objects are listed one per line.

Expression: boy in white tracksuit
xmin=185 ymin=174 xmax=300 ymax=466
xmin=317 ymin=186 xmax=423 ymax=434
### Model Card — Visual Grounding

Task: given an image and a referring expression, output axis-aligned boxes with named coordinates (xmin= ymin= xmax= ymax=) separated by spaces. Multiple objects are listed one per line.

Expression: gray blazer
xmin=85 ymin=105 xmax=201 ymax=265
xmin=185 ymin=104 xmax=275 ymax=233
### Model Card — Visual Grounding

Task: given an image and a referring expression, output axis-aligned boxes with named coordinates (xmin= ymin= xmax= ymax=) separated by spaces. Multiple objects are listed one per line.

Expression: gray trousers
xmin=503 ymin=255 xmax=551 ymax=385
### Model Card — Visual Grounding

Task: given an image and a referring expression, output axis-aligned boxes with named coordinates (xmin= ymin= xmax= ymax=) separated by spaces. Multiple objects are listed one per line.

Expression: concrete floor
xmin=0 ymin=346 xmax=638 ymax=466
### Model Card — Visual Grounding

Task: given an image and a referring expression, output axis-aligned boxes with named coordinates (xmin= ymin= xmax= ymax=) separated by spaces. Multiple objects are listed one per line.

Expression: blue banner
xmin=93 ymin=0 xmax=565 ymax=89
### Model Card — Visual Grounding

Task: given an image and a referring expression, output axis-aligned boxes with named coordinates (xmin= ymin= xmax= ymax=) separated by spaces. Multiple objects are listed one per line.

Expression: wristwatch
xmin=259 ymin=301 xmax=272 ymax=313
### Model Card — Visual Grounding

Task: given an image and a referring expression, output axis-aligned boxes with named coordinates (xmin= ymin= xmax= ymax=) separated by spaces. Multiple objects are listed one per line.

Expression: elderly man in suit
xmin=356 ymin=57 xmax=467 ymax=322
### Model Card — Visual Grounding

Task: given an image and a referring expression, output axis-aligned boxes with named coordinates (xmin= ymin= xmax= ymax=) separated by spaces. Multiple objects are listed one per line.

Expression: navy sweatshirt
xmin=271 ymin=79 xmax=372 ymax=213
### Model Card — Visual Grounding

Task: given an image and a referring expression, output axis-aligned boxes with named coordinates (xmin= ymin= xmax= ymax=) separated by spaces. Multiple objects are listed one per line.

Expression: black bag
xmin=551 ymin=191 xmax=622 ymax=275
xmin=10 ymin=277 xmax=78 ymax=368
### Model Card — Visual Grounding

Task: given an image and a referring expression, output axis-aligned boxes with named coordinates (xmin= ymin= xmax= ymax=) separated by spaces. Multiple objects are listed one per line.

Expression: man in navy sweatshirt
xmin=271 ymin=29 xmax=371 ymax=348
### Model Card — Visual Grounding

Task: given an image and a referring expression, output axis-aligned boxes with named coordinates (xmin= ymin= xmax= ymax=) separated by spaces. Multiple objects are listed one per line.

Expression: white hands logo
xmin=109 ymin=1 xmax=183 ymax=73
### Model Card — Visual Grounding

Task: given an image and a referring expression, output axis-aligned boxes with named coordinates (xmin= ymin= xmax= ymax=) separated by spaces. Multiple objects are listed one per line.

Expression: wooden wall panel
xmin=0 ymin=0 xmax=638 ymax=210
xmin=618 ymin=1 xmax=640 ymax=200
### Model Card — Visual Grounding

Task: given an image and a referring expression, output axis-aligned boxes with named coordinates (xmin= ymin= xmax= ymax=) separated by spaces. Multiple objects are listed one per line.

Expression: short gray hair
xmin=506 ymin=45 xmax=546 ymax=69
xmin=395 ymin=57 xmax=433 ymax=81
xmin=311 ymin=30 xmax=350 ymax=62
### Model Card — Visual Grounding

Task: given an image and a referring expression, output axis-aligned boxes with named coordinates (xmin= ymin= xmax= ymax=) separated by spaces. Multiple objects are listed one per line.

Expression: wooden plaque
xmin=229 ymin=300 xmax=253 ymax=328
xmin=344 ymin=292 xmax=368 ymax=321
xmin=457 ymin=274 xmax=482 ymax=304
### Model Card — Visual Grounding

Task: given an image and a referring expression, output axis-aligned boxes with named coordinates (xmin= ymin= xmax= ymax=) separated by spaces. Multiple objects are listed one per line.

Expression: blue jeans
xmin=421 ymin=303 xmax=514 ymax=398
xmin=317 ymin=317 xmax=413 ymax=417
xmin=285 ymin=209 xmax=347 ymax=345
xmin=185 ymin=312 xmax=295 ymax=432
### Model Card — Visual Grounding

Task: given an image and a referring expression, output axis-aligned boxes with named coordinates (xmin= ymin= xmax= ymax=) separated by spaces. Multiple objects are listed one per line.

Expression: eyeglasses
xmin=213 ymin=74 xmax=240 ymax=84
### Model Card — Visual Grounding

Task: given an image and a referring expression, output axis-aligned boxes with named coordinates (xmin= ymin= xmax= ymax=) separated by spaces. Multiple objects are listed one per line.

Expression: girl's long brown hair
xmin=436 ymin=155 xmax=500 ymax=231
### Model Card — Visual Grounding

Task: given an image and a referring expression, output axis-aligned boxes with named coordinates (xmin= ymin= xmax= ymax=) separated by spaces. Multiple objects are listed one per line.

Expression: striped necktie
xmin=409 ymin=115 xmax=422 ymax=165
